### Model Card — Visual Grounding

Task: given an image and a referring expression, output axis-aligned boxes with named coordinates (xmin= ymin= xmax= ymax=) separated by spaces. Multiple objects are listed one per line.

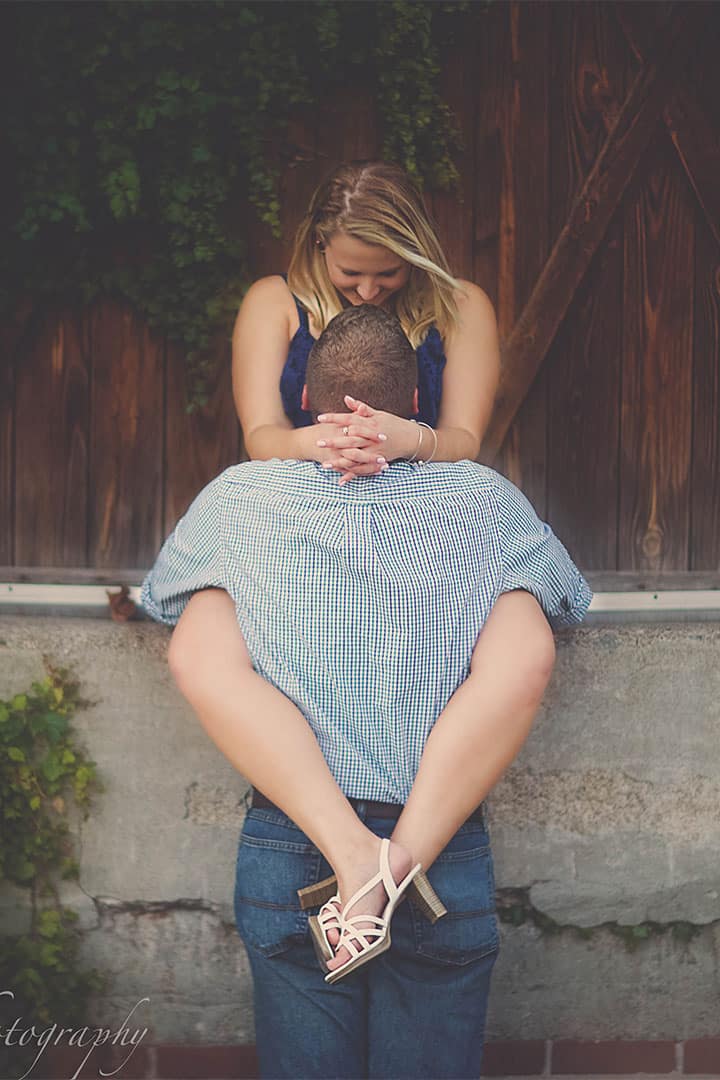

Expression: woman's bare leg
xmin=391 ymin=589 xmax=555 ymax=868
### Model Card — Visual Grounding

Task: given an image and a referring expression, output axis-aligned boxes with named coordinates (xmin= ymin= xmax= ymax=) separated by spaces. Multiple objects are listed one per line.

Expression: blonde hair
xmin=287 ymin=161 xmax=461 ymax=347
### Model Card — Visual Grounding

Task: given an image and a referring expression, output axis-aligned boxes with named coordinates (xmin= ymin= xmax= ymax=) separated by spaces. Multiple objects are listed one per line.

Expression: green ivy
xmin=1 ymin=0 xmax=471 ymax=408
xmin=0 ymin=666 xmax=106 ymax=1079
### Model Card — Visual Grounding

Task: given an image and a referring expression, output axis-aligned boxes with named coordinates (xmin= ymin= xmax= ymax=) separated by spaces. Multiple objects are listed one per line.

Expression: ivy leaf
xmin=41 ymin=751 xmax=64 ymax=782
xmin=7 ymin=746 xmax=26 ymax=762
xmin=42 ymin=712 xmax=70 ymax=743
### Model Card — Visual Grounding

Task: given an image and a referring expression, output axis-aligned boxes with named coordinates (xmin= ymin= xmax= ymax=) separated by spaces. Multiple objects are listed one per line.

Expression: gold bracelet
xmin=415 ymin=422 xmax=438 ymax=465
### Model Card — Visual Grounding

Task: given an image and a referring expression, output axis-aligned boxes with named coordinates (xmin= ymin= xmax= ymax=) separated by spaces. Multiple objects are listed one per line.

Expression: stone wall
xmin=1 ymin=616 xmax=718 ymax=1047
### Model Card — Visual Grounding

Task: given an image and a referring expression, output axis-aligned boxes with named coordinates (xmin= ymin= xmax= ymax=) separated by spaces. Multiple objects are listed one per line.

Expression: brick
xmin=684 ymin=1038 xmax=720 ymax=1075
xmin=155 ymin=1043 xmax=258 ymax=1080
xmin=44 ymin=1043 xmax=150 ymax=1079
xmin=482 ymin=1040 xmax=545 ymax=1076
xmin=552 ymin=1038 xmax=675 ymax=1074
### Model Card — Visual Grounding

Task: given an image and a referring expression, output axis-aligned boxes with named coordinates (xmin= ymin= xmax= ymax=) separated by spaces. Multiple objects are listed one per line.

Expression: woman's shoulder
xmin=452 ymin=278 xmax=496 ymax=315
xmin=238 ymin=274 xmax=297 ymax=317
xmin=445 ymin=279 xmax=498 ymax=339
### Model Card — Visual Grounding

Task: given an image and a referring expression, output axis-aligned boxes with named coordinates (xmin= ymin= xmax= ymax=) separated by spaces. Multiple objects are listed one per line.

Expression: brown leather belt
xmin=250 ymin=788 xmax=485 ymax=825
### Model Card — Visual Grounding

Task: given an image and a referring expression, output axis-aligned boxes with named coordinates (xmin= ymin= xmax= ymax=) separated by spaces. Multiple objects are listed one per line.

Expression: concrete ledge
xmin=1 ymin=616 xmax=719 ymax=1047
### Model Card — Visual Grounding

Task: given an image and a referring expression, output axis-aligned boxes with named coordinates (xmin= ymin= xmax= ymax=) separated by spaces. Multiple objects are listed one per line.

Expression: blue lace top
xmin=279 ymin=284 xmax=447 ymax=428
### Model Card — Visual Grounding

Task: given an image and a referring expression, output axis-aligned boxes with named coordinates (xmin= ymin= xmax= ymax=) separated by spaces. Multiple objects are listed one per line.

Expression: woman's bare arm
xmin=232 ymin=275 xmax=317 ymax=460
xmin=434 ymin=280 xmax=500 ymax=459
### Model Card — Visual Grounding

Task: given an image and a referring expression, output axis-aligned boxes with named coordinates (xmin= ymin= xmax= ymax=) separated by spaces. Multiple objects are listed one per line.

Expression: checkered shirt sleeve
xmin=491 ymin=475 xmax=593 ymax=629
xmin=140 ymin=473 xmax=228 ymax=626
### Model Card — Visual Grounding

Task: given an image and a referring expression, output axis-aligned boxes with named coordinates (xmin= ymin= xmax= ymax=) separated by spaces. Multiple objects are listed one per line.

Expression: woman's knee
xmin=167 ymin=588 xmax=250 ymax=692
xmin=471 ymin=590 xmax=556 ymax=695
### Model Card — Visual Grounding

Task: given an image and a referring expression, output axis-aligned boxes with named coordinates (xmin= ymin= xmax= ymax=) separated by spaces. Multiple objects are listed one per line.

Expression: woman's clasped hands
xmin=314 ymin=395 xmax=418 ymax=485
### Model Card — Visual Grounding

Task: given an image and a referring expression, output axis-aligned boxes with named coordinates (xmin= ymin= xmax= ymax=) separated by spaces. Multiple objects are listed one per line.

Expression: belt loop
xmin=354 ymin=799 xmax=368 ymax=821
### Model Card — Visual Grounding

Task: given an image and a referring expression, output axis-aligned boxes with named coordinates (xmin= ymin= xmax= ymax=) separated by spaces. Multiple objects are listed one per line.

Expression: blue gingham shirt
xmin=142 ymin=460 xmax=592 ymax=803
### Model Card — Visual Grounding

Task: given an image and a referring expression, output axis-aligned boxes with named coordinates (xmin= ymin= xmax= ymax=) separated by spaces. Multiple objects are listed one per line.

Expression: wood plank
xmin=497 ymin=1 xmax=551 ymax=337
xmin=616 ymin=2 xmax=720 ymax=248
xmin=336 ymin=90 xmax=379 ymax=164
xmin=663 ymin=93 xmax=720 ymax=249
xmin=0 ymin=305 xmax=33 ymax=562
xmin=546 ymin=2 xmax=633 ymax=569
xmin=482 ymin=0 xmax=705 ymax=460
xmin=14 ymin=309 xmax=89 ymax=565
xmin=473 ymin=1 xmax=507 ymax=308
xmin=246 ymin=110 xmax=332 ymax=279
xmin=242 ymin=116 xmax=317 ymax=279
xmin=1 ymin=566 xmax=147 ymax=585
xmin=547 ymin=214 xmax=623 ymax=570
xmin=163 ymin=337 xmax=241 ymax=532
xmin=691 ymin=219 xmax=720 ymax=570
xmin=495 ymin=1 xmax=551 ymax=514
xmin=586 ymin=570 xmax=720 ymax=592
xmin=549 ymin=2 xmax=634 ymax=243
xmin=88 ymin=299 xmax=163 ymax=567
xmin=431 ymin=10 xmax=480 ymax=283
xmin=0 ymin=335 xmax=13 ymax=563
xmin=619 ymin=134 xmax=694 ymax=571
xmin=688 ymin=1 xmax=720 ymax=129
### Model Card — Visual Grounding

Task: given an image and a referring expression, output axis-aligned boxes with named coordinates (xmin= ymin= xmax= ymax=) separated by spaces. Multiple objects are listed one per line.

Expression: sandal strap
xmin=338 ymin=838 xmax=398 ymax=921
xmin=342 ymin=913 xmax=386 ymax=930
xmin=318 ymin=905 xmax=342 ymax=931
xmin=338 ymin=924 xmax=384 ymax=959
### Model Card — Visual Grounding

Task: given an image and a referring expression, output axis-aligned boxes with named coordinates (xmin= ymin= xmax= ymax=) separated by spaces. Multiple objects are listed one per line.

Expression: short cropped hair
xmin=305 ymin=305 xmax=417 ymax=418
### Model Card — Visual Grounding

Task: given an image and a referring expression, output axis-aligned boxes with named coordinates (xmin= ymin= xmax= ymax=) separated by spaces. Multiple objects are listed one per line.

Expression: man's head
xmin=301 ymin=304 xmax=418 ymax=419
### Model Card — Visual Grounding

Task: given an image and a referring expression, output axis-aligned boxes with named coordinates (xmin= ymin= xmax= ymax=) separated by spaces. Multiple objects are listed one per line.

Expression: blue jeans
xmin=233 ymin=802 xmax=499 ymax=1079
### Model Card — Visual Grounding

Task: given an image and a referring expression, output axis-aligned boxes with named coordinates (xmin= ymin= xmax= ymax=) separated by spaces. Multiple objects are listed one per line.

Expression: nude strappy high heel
xmin=323 ymin=838 xmax=422 ymax=984
xmin=308 ymin=894 xmax=342 ymax=970
xmin=299 ymin=866 xmax=447 ymax=924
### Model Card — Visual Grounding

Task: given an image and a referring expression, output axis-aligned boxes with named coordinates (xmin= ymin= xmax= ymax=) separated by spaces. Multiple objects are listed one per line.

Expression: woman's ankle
xmin=334 ymin=835 xmax=413 ymax=897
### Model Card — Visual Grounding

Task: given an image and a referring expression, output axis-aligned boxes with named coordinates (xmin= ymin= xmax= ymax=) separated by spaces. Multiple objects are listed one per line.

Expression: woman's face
xmin=321 ymin=232 xmax=411 ymax=307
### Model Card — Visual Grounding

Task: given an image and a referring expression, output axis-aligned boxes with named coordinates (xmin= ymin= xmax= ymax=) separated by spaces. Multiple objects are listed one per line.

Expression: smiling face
xmin=322 ymin=232 xmax=411 ymax=307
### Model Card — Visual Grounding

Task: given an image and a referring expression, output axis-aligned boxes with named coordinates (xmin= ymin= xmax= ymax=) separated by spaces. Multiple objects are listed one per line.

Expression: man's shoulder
xmin=420 ymin=460 xmax=505 ymax=494
xmin=440 ymin=460 xmax=527 ymax=499
xmin=418 ymin=461 xmax=536 ymax=522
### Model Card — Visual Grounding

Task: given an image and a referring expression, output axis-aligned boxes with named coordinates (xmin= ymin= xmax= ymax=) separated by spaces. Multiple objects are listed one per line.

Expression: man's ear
xmin=301 ymin=384 xmax=309 ymax=412
xmin=412 ymin=387 xmax=419 ymax=414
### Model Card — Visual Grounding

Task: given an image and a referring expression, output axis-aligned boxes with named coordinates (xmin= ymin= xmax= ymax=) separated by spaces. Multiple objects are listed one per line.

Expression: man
xmin=142 ymin=305 xmax=591 ymax=1078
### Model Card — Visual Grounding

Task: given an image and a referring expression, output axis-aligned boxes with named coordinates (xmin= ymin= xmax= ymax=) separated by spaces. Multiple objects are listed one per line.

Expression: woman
xmin=168 ymin=162 xmax=555 ymax=981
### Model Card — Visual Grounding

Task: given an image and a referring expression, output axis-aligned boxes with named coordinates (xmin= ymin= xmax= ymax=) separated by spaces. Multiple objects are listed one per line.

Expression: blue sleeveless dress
xmin=279 ymin=286 xmax=447 ymax=428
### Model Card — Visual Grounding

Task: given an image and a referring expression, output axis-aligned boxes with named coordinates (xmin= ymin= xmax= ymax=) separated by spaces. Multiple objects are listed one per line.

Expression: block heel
xmin=298 ymin=869 xmax=447 ymax=923
xmin=297 ymin=874 xmax=337 ymax=911
xmin=409 ymin=869 xmax=447 ymax=924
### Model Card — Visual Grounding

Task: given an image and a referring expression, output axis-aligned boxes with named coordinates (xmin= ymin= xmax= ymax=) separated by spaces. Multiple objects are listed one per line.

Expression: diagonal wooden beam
xmin=481 ymin=2 xmax=705 ymax=462
xmin=616 ymin=2 xmax=720 ymax=249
